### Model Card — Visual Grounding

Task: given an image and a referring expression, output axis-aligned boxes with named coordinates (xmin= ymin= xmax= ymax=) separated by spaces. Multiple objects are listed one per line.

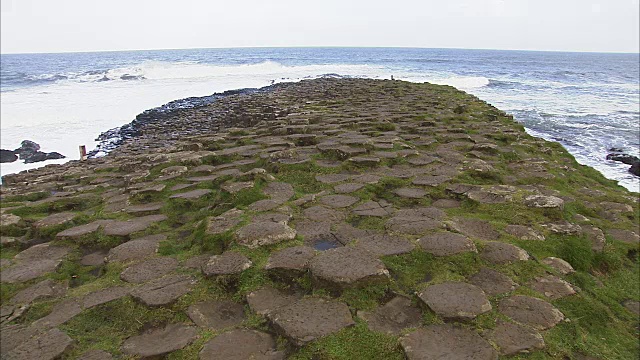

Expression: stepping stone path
xmin=56 ymin=220 xmax=113 ymax=239
xmin=199 ymin=329 xmax=284 ymax=360
xmin=310 ymin=247 xmax=389 ymax=289
xmin=269 ymin=297 xmax=355 ymax=346
xmin=400 ymin=324 xmax=498 ymax=360
xmin=418 ymin=231 xmax=476 ymax=256
xmin=120 ymin=257 xmax=178 ymax=283
xmin=187 ymin=299 xmax=246 ymax=330
xmin=334 ymin=182 xmax=365 ymax=193
xmin=304 ymin=205 xmax=345 ymax=222
xmin=469 ymin=267 xmax=518 ymax=296
xmin=1 ymin=244 xmax=71 ymax=283
xmin=359 ymin=296 xmax=422 ymax=335
xmin=418 ymin=282 xmax=492 ymax=320
xmin=489 ymin=320 xmax=545 ymax=355
xmin=131 ymin=274 xmax=195 ymax=306
xmin=480 ymin=242 xmax=530 ymax=264
xmin=121 ymin=323 xmax=197 ymax=358
xmin=498 ymin=295 xmax=565 ymax=330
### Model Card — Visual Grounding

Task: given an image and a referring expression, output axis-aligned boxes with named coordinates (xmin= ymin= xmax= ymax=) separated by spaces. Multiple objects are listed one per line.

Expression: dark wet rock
xmin=120 ymin=257 xmax=179 ymax=283
xmin=10 ymin=279 xmax=67 ymax=305
xmin=542 ymin=257 xmax=575 ymax=275
xmin=319 ymin=194 xmax=359 ymax=208
xmin=1 ymin=244 xmax=71 ymax=283
xmin=529 ymin=275 xmax=576 ymax=300
xmin=77 ymin=349 xmax=113 ymax=360
xmin=418 ymin=282 xmax=491 ymax=320
xmin=0 ymin=149 xmax=18 ymax=163
xmin=607 ymin=229 xmax=640 ymax=244
xmin=33 ymin=212 xmax=77 ymax=228
xmin=103 ymin=214 xmax=167 ymax=236
xmin=202 ymin=251 xmax=252 ymax=277
xmin=354 ymin=233 xmax=415 ymax=257
xmin=400 ymin=324 xmax=498 ymax=360
xmin=480 ymin=242 xmax=530 ymax=264
xmin=498 ymin=295 xmax=565 ymax=330
xmin=448 ymin=217 xmax=500 ymax=241
xmin=2 ymin=327 xmax=73 ymax=360
xmin=199 ymin=329 xmax=284 ymax=360
xmin=247 ymin=286 xmax=302 ymax=316
xmin=489 ymin=320 xmax=545 ymax=355
xmin=359 ymin=296 xmax=422 ymax=335
xmin=169 ymin=188 xmax=212 ymax=199
xmin=418 ymin=231 xmax=476 ymax=256
xmin=236 ymin=221 xmax=296 ymax=248
xmin=269 ymin=297 xmax=355 ymax=346
xmin=309 ymin=247 xmax=389 ymax=289
xmin=469 ymin=267 xmax=518 ymax=296
xmin=504 ymin=224 xmax=545 ymax=241
xmin=82 ymin=286 xmax=131 ymax=309
xmin=386 ymin=207 xmax=445 ymax=235
xmin=186 ymin=300 xmax=246 ymax=330
xmin=131 ymin=274 xmax=195 ymax=306
xmin=264 ymin=246 xmax=315 ymax=278
xmin=121 ymin=323 xmax=197 ymax=358
xmin=352 ymin=200 xmax=395 ymax=217
xmin=107 ymin=234 xmax=165 ymax=263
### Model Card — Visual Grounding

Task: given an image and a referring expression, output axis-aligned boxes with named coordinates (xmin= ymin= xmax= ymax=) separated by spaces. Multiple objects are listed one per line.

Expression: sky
xmin=1 ymin=0 xmax=639 ymax=54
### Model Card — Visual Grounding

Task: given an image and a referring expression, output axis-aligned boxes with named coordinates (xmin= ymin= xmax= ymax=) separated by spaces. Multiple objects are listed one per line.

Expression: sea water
xmin=1 ymin=48 xmax=638 ymax=191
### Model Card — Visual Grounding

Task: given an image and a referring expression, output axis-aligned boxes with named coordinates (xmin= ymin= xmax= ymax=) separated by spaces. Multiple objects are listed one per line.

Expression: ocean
xmin=1 ymin=47 xmax=638 ymax=191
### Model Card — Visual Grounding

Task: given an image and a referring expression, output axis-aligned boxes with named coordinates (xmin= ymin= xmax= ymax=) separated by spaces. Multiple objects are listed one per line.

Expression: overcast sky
xmin=1 ymin=0 xmax=639 ymax=54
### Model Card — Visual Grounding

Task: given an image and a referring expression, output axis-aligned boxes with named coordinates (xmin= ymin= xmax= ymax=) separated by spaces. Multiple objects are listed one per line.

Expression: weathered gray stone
xmin=359 ymin=296 xmax=422 ymax=335
xmin=206 ymin=208 xmax=243 ymax=235
xmin=448 ymin=217 xmax=500 ymax=240
xmin=236 ymin=221 xmax=296 ymax=248
xmin=394 ymin=187 xmax=427 ymax=199
xmin=221 ymin=181 xmax=254 ymax=194
xmin=607 ymin=229 xmax=640 ymax=244
xmin=131 ymin=275 xmax=195 ymax=306
xmin=102 ymin=215 xmax=167 ymax=236
xmin=387 ymin=207 xmax=445 ymax=235
xmin=247 ymin=286 xmax=302 ymax=316
xmin=124 ymin=202 xmax=163 ymax=215
xmin=169 ymin=188 xmax=212 ymax=199
xmin=80 ymin=250 xmax=108 ymax=266
xmin=524 ymin=195 xmax=564 ymax=209
xmin=498 ymin=295 xmax=565 ymax=330
xmin=121 ymin=323 xmax=197 ymax=358
xmin=3 ymin=328 xmax=73 ymax=360
xmin=107 ymin=234 xmax=165 ymax=263
xmin=418 ymin=282 xmax=491 ymax=320
xmin=10 ymin=279 xmax=67 ymax=305
xmin=33 ymin=212 xmax=76 ymax=228
xmin=1 ymin=244 xmax=71 ymax=283
xmin=334 ymin=183 xmax=365 ymax=193
xmin=469 ymin=268 xmax=518 ymax=296
xmin=199 ymin=329 xmax=284 ymax=360
xmin=186 ymin=300 xmax=246 ymax=330
xmin=354 ymin=233 xmax=415 ymax=256
xmin=489 ymin=321 xmax=545 ymax=355
xmin=418 ymin=232 xmax=476 ymax=256
xmin=32 ymin=299 xmax=83 ymax=328
xmin=480 ymin=242 xmax=530 ymax=264
xmin=202 ymin=251 xmax=252 ymax=277
xmin=316 ymin=174 xmax=352 ymax=184
xmin=352 ymin=200 xmax=395 ymax=217
xmin=303 ymin=205 xmax=346 ymax=222
xmin=77 ymin=349 xmax=113 ymax=360
xmin=505 ymin=225 xmax=545 ymax=241
xmin=309 ymin=247 xmax=389 ymax=288
xmin=82 ymin=287 xmax=131 ymax=309
xmin=264 ymin=246 xmax=316 ymax=276
xmin=622 ymin=300 xmax=640 ymax=315
xmin=319 ymin=194 xmax=359 ymax=208
xmin=263 ymin=182 xmax=295 ymax=203
xmin=56 ymin=220 xmax=113 ymax=238
xmin=529 ymin=275 xmax=576 ymax=300
xmin=120 ymin=257 xmax=179 ymax=284
xmin=400 ymin=324 xmax=498 ymax=360
xmin=541 ymin=257 xmax=575 ymax=275
xmin=581 ymin=226 xmax=606 ymax=252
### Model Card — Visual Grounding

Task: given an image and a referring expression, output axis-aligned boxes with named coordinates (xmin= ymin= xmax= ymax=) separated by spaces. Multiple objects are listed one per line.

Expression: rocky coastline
xmin=0 ymin=78 xmax=638 ymax=359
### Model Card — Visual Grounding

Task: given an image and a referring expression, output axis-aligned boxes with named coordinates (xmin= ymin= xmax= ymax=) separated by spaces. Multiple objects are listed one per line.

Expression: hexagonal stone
xmin=102 ymin=215 xmax=167 ymax=236
xmin=264 ymin=246 xmax=316 ymax=278
xmin=529 ymin=275 xmax=576 ymax=300
xmin=413 ymin=175 xmax=452 ymax=187
xmin=352 ymin=200 xmax=395 ymax=217
xmin=394 ymin=187 xmax=427 ymax=199
xmin=82 ymin=287 xmax=131 ymax=309
xmin=33 ymin=212 xmax=76 ymax=228
xmin=107 ymin=234 xmax=165 ymax=263
xmin=541 ymin=257 xmax=575 ymax=275
xmin=10 ymin=279 xmax=67 ymax=305
xmin=351 ymin=173 xmax=382 ymax=184
xmin=607 ymin=229 xmax=640 ymax=244
xmin=466 ymin=190 xmax=511 ymax=204
xmin=543 ymin=221 xmax=581 ymax=235
xmin=269 ymin=297 xmax=355 ymax=346
xmin=77 ymin=349 xmax=113 ymax=360
xmin=32 ymin=299 xmax=82 ymax=328
xmin=468 ymin=268 xmax=518 ymax=296
xmin=418 ymin=282 xmax=491 ymax=320
xmin=334 ymin=183 xmax=365 ymax=194
xmin=202 ymin=251 xmax=252 ymax=277
xmin=349 ymin=156 xmax=381 ymax=166
xmin=359 ymin=296 xmax=422 ymax=335
xmin=418 ymin=232 xmax=476 ymax=256
xmin=354 ymin=234 xmax=415 ymax=257
xmin=2 ymin=327 xmax=73 ymax=360
xmin=199 ymin=329 xmax=284 ymax=360
xmin=131 ymin=274 xmax=195 ymax=307
xmin=247 ymin=286 xmax=302 ymax=316
xmin=263 ymin=182 xmax=295 ymax=203
xmin=400 ymin=324 xmax=498 ymax=360
xmin=449 ymin=217 xmax=499 ymax=241
xmin=386 ymin=208 xmax=445 ymax=235
xmin=56 ymin=220 xmax=113 ymax=239
xmin=121 ymin=323 xmax=197 ymax=358
xmin=303 ymin=205 xmax=346 ymax=222
xmin=124 ymin=202 xmax=163 ymax=215
xmin=236 ymin=221 xmax=296 ymax=248
xmin=316 ymin=174 xmax=352 ymax=184
xmin=221 ymin=181 xmax=254 ymax=194
xmin=120 ymin=257 xmax=179 ymax=284
xmin=432 ymin=198 xmax=461 ymax=208
xmin=206 ymin=208 xmax=243 ymax=235
xmin=186 ymin=300 xmax=245 ymax=330
xmin=169 ymin=188 xmax=212 ymax=199
xmin=309 ymin=247 xmax=389 ymax=289
xmin=498 ymin=295 xmax=565 ymax=330
xmin=319 ymin=195 xmax=359 ymax=208
xmin=489 ymin=320 xmax=545 ymax=356
xmin=505 ymin=225 xmax=545 ymax=241
xmin=480 ymin=242 xmax=529 ymax=264
xmin=1 ymin=244 xmax=71 ymax=284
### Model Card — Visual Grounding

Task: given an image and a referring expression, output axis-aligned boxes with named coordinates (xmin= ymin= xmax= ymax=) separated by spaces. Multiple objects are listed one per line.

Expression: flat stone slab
xmin=449 ymin=217 xmax=500 ymax=240
xmin=489 ymin=320 xmax=545 ymax=356
xmin=199 ymin=329 xmax=283 ymax=360
xmin=468 ymin=268 xmax=518 ymax=296
xmin=77 ymin=349 xmax=113 ymax=360
xmin=33 ymin=212 xmax=76 ymax=228
xmin=202 ymin=251 xmax=252 ymax=277
xmin=352 ymin=200 xmax=395 ymax=217
xmin=236 ymin=221 xmax=296 ymax=248
xmin=82 ymin=286 xmax=131 ymax=309
xmin=102 ymin=214 xmax=167 ymax=236
xmin=169 ymin=188 xmax=212 ymax=199
xmin=394 ymin=187 xmax=427 ymax=199
xmin=206 ymin=208 xmax=243 ymax=235
xmin=264 ymin=246 xmax=316 ymax=275
xmin=386 ymin=208 xmax=445 ymax=235
xmin=221 ymin=181 xmax=254 ymax=194
xmin=524 ymin=194 xmax=564 ymax=209
xmin=10 ymin=279 xmax=67 ymax=305
xmin=309 ymin=247 xmax=389 ymax=288
xmin=131 ymin=274 xmax=195 ymax=306
xmin=319 ymin=194 xmax=359 ymax=208
xmin=418 ymin=231 xmax=476 ymax=256
xmin=56 ymin=220 xmax=112 ymax=239
xmin=3 ymin=327 xmax=73 ymax=360
xmin=1 ymin=213 xmax=21 ymax=227
xmin=466 ymin=190 xmax=511 ymax=204
xmin=359 ymin=296 xmax=422 ymax=335
xmin=316 ymin=174 xmax=352 ymax=184
xmin=247 ymin=286 xmax=302 ymax=316
xmin=334 ymin=183 xmax=365 ymax=193
xmin=480 ymin=242 xmax=530 ymax=264
xmin=269 ymin=297 xmax=355 ymax=346
xmin=418 ymin=282 xmax=491 ymax=320
xmin=541 ymin=257 xmax=575 ymax=275
xmin=124 ymin=202 xmax=164 ymax=215
xmin=412 ymin=175 xmax=452 ymax=186
xmin=186 ymin=300 xmax=246 ymax=330
xmin=120 ymin=257 xmax=179 ymax=284
xmin=107 ymin=234 xmax=165 ymax=263
xmin=263 ymin=182 xmax=295 ymax=203
xmin=354 ymin=234 xmax=415 ymax=257
xmin=400 ymin=324 xmax=498 ymax=360
xmin=303 ymin=205 xmax=346 ymax=222
xmin=529 ymin=275 xmax=576 ymax=300
xmin=121 ymin=323 xmax=197 ymax=358
xmin=80 ymin=250 xmax=108 ymax=266
xmin=607 ymin=229 xmax=640 ymax=244
xmin=32 ymin=299 xmax=83 ymax=328
xmin=498 ymin=295 xmax=565 ymax=330
xmin=1 ymin=244 xmax=71 ymax=283
xmin=248 ymin=199 xmax=281 ymax=212
xmin=505 ymin=225 xmax=545 ymax=241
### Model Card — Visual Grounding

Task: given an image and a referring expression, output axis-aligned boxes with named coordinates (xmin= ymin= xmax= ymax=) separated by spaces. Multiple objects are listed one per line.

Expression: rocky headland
xmin=0 ymin=78 xmax=638 ymax=359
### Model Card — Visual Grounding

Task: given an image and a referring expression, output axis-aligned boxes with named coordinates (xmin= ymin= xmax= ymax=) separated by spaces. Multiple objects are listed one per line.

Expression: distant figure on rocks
xmin=391 ymin=75 xmax=395 ymax=80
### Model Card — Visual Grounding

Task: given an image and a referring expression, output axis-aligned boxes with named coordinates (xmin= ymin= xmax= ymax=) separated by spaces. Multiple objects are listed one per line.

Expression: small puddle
xmin=310 ymin=235 xmax=342 ymax=251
